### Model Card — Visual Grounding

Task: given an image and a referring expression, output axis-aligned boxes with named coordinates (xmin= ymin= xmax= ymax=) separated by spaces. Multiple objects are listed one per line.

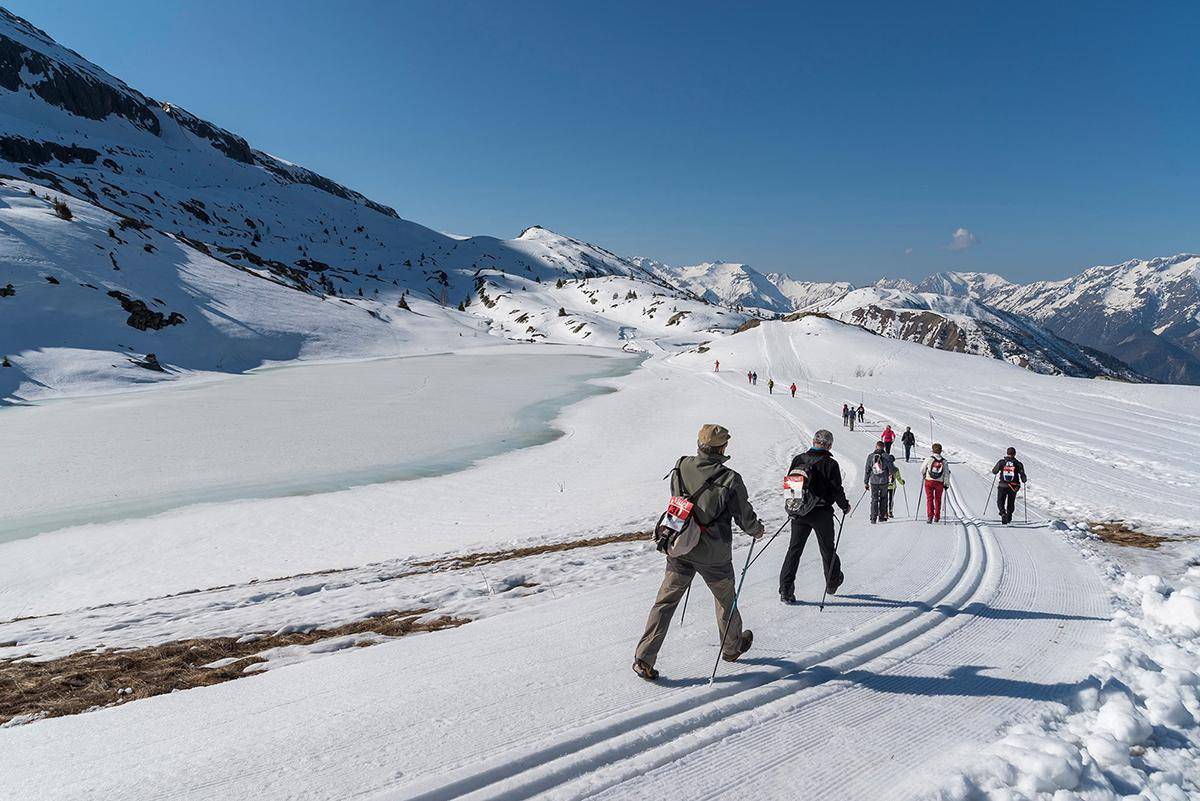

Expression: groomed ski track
xmin=3 ymin=321 xmax=1112 ymax=801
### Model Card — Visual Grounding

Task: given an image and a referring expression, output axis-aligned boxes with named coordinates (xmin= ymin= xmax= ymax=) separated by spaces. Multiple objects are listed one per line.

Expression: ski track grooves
xmin=384 ymin=492 xmax=1001 ymax=801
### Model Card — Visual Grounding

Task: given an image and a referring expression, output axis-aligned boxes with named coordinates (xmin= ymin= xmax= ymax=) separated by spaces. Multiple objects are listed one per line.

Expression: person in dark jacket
xmin=864 ymin=441 xmax=896 ymax=524
xmin=842 ymin=404 xmax=850 ymax=427
xmin=779 ymin=429 xmax=851 ymax=604
xmin=991 ymin=447 xmax=1028 ymax=525
xmin=857 ymin=403 xmax=865 ymax=422
xmin=633 ymin=424 xmax=765 ymax=680
xmin=901 ymin=427 xmax=916 ymax=462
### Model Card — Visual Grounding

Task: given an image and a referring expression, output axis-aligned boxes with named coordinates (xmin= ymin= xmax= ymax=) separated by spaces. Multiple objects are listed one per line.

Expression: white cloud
xmin=904 ymin=247 xmax=914 ymax=255
xmin=948 ymin=227 xmax=979 ymax=251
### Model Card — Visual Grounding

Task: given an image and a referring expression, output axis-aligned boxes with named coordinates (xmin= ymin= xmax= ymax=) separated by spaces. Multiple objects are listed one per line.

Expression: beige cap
xmin=698 ymin=423 xmax=731 ymax=448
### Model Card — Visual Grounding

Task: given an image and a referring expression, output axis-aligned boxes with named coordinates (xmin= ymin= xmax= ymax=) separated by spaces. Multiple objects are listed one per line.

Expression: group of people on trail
xmin=742 ymin=369 xmax=798 ymax=399
xmin=841 ymin=403 xmax=865 ymax=429
xmin=746 ymin=370 xmax=759 ymax=385
xmin=633 ymin=419 xmax=1033 ymax=681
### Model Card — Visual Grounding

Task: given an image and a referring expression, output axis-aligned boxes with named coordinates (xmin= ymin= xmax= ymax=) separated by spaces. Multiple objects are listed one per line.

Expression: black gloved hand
xmin=838 ymin=501 xmax=851 ymax=515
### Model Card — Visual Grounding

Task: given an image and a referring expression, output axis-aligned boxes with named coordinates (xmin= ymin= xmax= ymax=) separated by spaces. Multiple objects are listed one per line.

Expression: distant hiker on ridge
xmin=634 ymin=424 xmax=764 ymax=681
xmin=864 ymin=440 xmax=896 ymax=524
xmin=779 ymin=429 xmax=850 ymax=604
xmin=881 ymin=424 xmax=896 ymax=453
xmin=991 ymin=447 xmax=1028 ymax=525
xmin=901 ymin=426 xmax=916 ymax=462
xmin=921 ymin=443 xmax=951 ymax=523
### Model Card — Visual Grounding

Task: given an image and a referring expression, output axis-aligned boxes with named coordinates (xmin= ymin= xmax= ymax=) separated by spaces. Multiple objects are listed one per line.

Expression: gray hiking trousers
xmin=634 ymin=559 xmax=742 ymax=668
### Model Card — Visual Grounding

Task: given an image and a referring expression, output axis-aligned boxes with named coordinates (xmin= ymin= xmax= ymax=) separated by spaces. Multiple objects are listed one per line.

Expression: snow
xmin=0 ymin=346 xmax=637 ymax=542
xmin=3 ymin=315 xmax=1199 ymax=801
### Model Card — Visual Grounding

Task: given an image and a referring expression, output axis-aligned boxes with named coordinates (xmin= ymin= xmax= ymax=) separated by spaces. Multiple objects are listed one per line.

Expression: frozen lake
xmin=0 ymin=348 xmax=639 ymax=543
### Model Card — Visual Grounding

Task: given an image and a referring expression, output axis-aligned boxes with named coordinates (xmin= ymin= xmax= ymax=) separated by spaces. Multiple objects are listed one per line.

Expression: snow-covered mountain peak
xmin=917 ymin=270 xmax=1014 ymax=298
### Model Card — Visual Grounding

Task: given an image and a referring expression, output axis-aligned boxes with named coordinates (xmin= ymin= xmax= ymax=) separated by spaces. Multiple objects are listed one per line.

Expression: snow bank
xmin=930 ymin=548 xmax=1200 ymax=800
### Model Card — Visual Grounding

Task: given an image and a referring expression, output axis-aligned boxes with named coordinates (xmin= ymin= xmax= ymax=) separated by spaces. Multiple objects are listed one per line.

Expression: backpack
xmin=653 ymin=460 xmax=729 ymax=557
xmin=1000 ymin=458 xmax=1018 ymax=483
xmin=871 ymin=453 xmax=886 ymax=476
xmin=784 ymin=454 xmax=821 ymax=517
xmin=928 ymin=457 xmax=945 ymax=480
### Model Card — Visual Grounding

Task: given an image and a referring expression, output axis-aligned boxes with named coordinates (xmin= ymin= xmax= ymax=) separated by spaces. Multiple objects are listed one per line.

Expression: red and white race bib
xmin=664 ymin=496 xmax=694 ymax=532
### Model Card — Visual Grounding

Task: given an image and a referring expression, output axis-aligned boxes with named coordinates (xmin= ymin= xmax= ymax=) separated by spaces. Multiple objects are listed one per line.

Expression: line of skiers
xmin=635 ymin=423 xmax=1031 ymax=681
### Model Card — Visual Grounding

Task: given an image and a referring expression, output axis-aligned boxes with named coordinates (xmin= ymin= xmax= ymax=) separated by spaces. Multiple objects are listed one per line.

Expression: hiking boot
xmin=632 ymin=659 xmax=659 ymax=681
xmin=780 ymin=593 xmax=797 ymax=605
xmin=926 ymin=517 xmax=933 ymax=524
xmin=722 ymin=630 xmax=753 ymax=662
xmin=826 ymin=571 xmax=844 ymax=596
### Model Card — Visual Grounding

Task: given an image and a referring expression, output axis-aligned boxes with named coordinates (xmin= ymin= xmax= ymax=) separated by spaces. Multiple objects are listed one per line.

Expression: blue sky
xmin=8 ymin=1 xmax=1198 ymax=282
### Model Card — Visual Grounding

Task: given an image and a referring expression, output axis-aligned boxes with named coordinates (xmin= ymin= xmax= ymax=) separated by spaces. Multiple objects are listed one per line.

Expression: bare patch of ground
xmin=0 ymin=610 xmax=466 ymax=726
xmin=1089 ymin=520 xmax=1175 ymax=549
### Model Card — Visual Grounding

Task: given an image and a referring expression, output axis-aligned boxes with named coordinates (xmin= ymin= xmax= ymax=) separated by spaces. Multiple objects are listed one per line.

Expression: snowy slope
xmin=982 ymin=255 xmax=1200 ymax=384
xmin=3 ymin=315 xmax=1198 ymax=800
xmin=810 ymin=287 xmax=1143 ymax=380
xmin=0 ymin=11 xmax=740 ymax=399
xmin=765 ymin=272 xmax=852 ymax=310
xmin=917 ymin=270 xmax=1015 ymax=298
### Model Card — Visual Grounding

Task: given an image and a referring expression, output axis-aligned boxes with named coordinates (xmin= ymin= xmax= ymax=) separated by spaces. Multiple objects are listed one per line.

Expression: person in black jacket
xmin=901 ymin=426 xmax=916 ymax=462
xmin=991 ymin=447 xmax=1028 ymax=524
xmin=779 ymin=428 xmax=851 ymax=604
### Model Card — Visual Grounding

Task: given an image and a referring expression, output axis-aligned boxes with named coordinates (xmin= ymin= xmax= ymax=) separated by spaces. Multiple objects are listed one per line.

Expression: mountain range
xmin=0 ymin=6 xmax=1193 ymax=400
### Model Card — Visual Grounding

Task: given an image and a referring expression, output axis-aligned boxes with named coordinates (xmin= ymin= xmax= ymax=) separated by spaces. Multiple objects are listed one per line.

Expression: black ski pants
xmin=870 ymin=483 xmax=890 ymax=522
xmin=997 ymin=483 xmax=1019 ymax=522
xmin=779 ymin=506 xmax=842 ymax=597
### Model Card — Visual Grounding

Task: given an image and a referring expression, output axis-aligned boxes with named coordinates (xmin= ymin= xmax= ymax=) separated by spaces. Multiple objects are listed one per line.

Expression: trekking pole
xmin=979 ymin=475 xmax=997 ymax=520
xmin=901 ymin=481 xmax=910 ymax=518
xmin=709 ymin=539 xmax=756 ymax=685
xmin=747 ymin=517 xmax=791 ymax=571
xmin=849 ymin=488 xmax=868 ymax=518
xmin=818 ymin=513 xmax=848 ymax=612
xmin=914 ymin=481 xmax=925 ymax=521
xmin=679 ymin=584 xmax=692 ymax=625
xmin=1023 ymin=484 xmax=1028 ymax=524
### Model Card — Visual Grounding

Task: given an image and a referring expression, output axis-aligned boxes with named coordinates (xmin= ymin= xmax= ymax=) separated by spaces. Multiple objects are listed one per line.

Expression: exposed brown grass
xmin=1089 ymin=521 xmax=1174 ymax=549
xmin=0 ymin=610 xmax=466 ymax=726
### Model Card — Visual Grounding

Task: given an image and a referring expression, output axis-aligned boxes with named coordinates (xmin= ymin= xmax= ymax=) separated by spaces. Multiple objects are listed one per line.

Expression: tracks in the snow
xmin=385 ymin=492 xmax=1002 ymax=801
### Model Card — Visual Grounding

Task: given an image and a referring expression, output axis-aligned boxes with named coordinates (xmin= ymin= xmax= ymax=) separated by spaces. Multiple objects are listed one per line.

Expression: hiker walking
xmin=790 ymin=382 xmax=797 ymax=398
xmin=842 ymin=404 xmax=850 ymax=427
xmin=864 ymin=441 xmax=896 ymax=524
xmin=991 ymin=447 xmax=1027 ymax=525
xmin=857 ymin=403 xmax=865 ymax=423
xmin=888 ymin=464 xmax=904 ymax=517
xmin=752 ymin=371 xmax=758 ymax=385
xmin=901 ymin=426 xmax=916 ymax=462
xmin=849 ymin=409 xmax=855 ymax=431
xmin=881 ymin=425 xmax=896 ymax=453
xmin=779 ymin=429 xmax=851 ymax=604
xmin=768 ymin=378 xmax=775 ymax=394
xmin=714 ymin=359 xmax=720 ymax=372
xmin=747 ymin=370 xmax=753 ymax=385
xmin=634 ymin=424 xmax=764 ymax=680
xmin=921 ymin=443 xmax=951 ymax=523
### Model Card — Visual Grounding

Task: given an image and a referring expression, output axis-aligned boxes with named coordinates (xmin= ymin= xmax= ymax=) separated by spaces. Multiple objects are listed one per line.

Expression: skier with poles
xmin=990 ymin=447 xmax=1028 ymax=525
xmin=901 ymin=426 xmax=916 ymax=462
xmin=864 ymin=440 xmax=896 ymax=524
xmin=920 ymin=443 xmax=951 ymax=523
xmin=881 ymin=424 xmax=896 ymax=454
xmin=634 ymin=424 xmax=765 ymax=681
xmin=778 ymin=429 xmax=851 ymax=604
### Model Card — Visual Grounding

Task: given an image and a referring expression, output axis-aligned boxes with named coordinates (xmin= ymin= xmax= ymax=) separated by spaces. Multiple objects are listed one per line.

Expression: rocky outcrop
xmin=106 ymin=291 xmax=186 ymax=331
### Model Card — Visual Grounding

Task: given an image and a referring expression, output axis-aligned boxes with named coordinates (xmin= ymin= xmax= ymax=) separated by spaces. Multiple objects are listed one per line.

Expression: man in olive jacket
xmin=633 ymin=424 xmax=765 ymax=681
